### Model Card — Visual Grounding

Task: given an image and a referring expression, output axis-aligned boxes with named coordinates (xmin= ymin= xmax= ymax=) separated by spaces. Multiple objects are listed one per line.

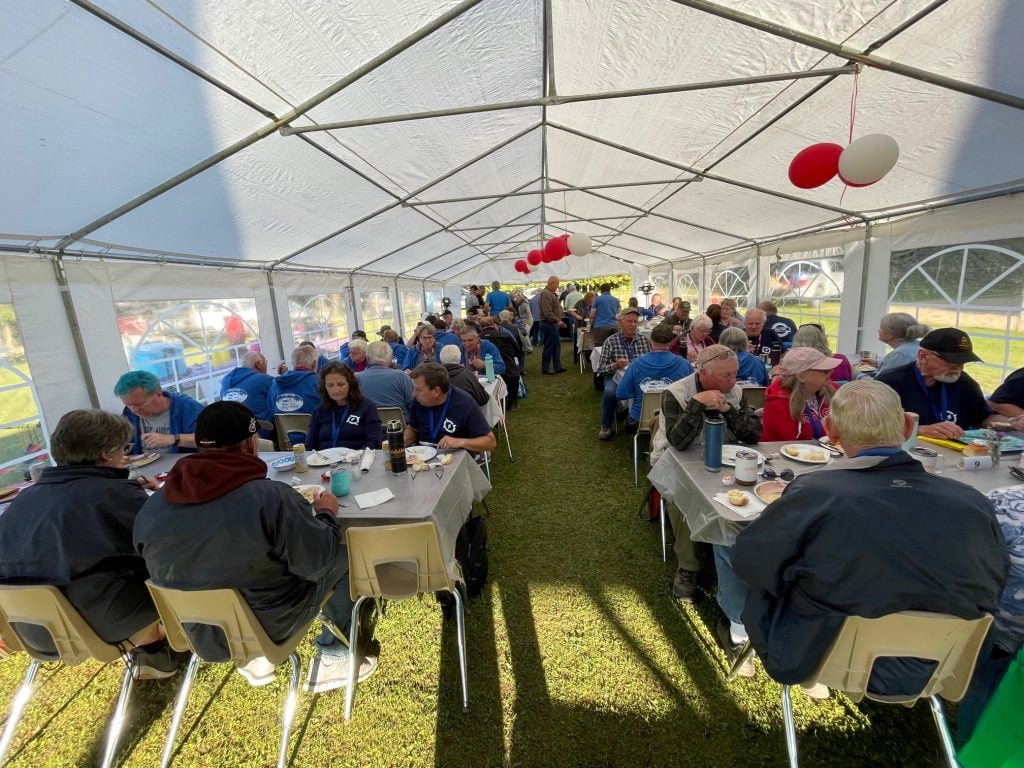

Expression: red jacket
xmin=761 ymin=378 xmax=835 ymax=441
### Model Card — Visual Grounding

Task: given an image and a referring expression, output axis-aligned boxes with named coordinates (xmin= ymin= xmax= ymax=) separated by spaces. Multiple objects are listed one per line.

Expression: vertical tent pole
xmin=265 ymin=270 xmax=287 ymax=366
xmin=854 ymin=224 xmax=874 ymax=353
xmin=51 ymin=254 xmax=100 ymax=408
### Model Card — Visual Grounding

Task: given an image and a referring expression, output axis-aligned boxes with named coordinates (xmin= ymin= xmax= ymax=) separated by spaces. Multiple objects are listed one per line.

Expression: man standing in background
xmin=539 ymin=276 xmax=567 ymax=375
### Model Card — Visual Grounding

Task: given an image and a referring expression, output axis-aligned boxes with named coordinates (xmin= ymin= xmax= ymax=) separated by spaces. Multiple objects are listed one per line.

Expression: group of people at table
xmin=591 ymin=294 xmax=1024 ymax=743
xmin=0 ymin=312 xmax=515 ymax=697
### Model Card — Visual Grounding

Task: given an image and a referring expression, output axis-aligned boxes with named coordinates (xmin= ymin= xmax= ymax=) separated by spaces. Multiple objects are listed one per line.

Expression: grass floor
xmin=0 ymin=340 xmax=948 ymax=767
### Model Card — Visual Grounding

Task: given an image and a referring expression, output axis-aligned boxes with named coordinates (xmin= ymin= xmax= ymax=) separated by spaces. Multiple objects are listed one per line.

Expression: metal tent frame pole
xmin=406 ymin=178 xmax=700 ymax=207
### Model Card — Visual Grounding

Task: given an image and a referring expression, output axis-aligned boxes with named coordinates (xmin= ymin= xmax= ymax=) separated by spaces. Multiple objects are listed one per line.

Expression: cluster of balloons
xmin=513 ymin=233 xmax=593 ymax=274
xmin=788 ymin=133 xmax=900 ymax=189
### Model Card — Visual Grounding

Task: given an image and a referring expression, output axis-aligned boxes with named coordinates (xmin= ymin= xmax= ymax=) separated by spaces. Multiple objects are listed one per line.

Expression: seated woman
xmin=671 ymin=314 xmax=713 ymax=361
xmin=403 ymin=324 xmax=439 ymax=371
xmin=761 ymin=347 xmax=840 ymax=441
xmin=341 ymin=338 xmax=368 ymax=373
xmin=874 ymin=312 xmax=930 ymax=375
xmin=718 ymin=326 xmax=769 ymax=386
xmin=706 ymin=304 xmax=729 ymax=342
xmin=305 ymin=362 xmax=382 ymax=450
xmin=791 ymin=323 xmax=853 ymax=383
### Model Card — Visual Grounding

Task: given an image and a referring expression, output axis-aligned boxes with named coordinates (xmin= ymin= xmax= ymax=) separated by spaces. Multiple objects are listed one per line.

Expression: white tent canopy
xmin=1 ymin=0 xmax=1023 ymax=442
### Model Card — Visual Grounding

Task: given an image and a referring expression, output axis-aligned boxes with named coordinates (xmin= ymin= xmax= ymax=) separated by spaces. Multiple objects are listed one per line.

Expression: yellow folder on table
xmin=917 ymin=436 xmax=966 ymax=452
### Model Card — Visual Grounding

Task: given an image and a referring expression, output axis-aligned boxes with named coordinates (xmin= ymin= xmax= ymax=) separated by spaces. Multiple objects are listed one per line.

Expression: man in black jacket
xmin=134 ymin=401 xmax=376 ymax=693
xmin=732 ymin=380 xmax=1007 ymax=695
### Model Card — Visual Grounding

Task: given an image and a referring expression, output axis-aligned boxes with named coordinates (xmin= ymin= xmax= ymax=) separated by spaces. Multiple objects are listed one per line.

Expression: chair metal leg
xmin=928 ymin=695 xmax=959 ymax=768
xmin=276 ymin=653 xmax=301 ymax=768
xmin=316 ymin=613 xmax=350 ymax=648
xmin=483 ymin=452 xmax=491 ymax=483
xmin=727 ymin=640 xmax=756 ymax=680
xmin=344 ymin=596 xmax=368 ymax=721
xmin=659 ymin=498 xmax=667 ymax=563
xmin=500 ymin=419 xmax=513 ymax=462
xmin=100 ymin=652 xmax=139 ymax=768
xmin=160 ymin=653 xmax=199 ymax=768
xmin=452 ymin=587 xmax=469 ymax=711
xmin=0 ymin=658 xmax=42 ymax=763
xmin=633 ymin=433 xmax=639 ymax=486
xmin=781 ymin=684 xmax=799 ymax=768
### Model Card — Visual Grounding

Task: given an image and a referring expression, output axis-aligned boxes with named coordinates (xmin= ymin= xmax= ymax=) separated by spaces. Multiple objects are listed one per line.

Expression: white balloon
xmin=567 ymin=232 xmax=592 ymax=256
xmin=838 ymin=133 xmax=900 ymax=186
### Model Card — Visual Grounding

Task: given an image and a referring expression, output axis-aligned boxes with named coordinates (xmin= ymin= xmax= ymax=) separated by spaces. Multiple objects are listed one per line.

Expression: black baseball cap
xmin=351 ymin=330 xmax=368 ymax=340
xmin=920 ymin=327 xmax=982 ymax=364
xmin=196 ymin=401 xmax=258 ymax=448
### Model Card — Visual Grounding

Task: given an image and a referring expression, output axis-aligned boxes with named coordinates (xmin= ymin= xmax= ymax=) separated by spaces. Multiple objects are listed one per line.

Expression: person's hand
xmin=313 ymin=490 xmax=340 ymax=516
xmin=142 ymin=432 xmax=175 ymax=448
xmin=136 ymin=475 xmax=161 ymax=491
xmin=437 ymin=436 xmax=464 ymax=451
xmin=558 ymin=321 xmax=566 ymax=329
xmin=686 ymin=348 xmax=697 ymax=363
xmin=692 ymin=389 xmax=729 ymax=411
xmin=469 ymin=358 xmax=485 ymax=371
xmin=919 ymin=421 xmax=964 ymax=440
xmin=1009 ymin=415 xmax=1024 ymax=431
xmin=614 ymin=357 xmax=629 ymax=370
xmin=277 ymin=362 xmax=288 ymax=374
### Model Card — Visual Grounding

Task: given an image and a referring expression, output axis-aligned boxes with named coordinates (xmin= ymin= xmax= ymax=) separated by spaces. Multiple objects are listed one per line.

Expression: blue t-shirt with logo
xmin=408 ymin=387 xmax=492 ymax=443
xmin=593 ymin=293 xmax=621 ymax=328
xmin=615 ymin=351 xmax=693 ymax=420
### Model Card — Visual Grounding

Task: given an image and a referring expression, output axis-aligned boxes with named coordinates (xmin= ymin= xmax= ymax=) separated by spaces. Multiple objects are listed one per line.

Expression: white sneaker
xmin=305 ymin=646 xmax=378 ymax=694
xmin=237 ymin=656 xmax=276 ymax=687
xmin=801 ymin=682 xmax=830 ymax=700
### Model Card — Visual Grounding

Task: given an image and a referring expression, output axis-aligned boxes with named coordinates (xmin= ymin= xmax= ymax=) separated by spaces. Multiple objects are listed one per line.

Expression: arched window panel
xmin=401 ymin=291 xmax=424 ymax=328
xmin=0 ymin=304 xmax=47 ymax=487
xmin=769 ymin=257 xmax=845 ymax=347
xmin=288 ymin=293 xmax=349 ymax=358
xmin=888 ymin=239 xmax=1024 ymax=394
xmin=674 ymin=273 xmax=700 ymax=306
xmin=115 ymin=299 xmax=260 ymax=405
xmin=359 ymin=291 xmax=394 ymax=336
xmin=425 ymin=290 xmax=444 ymax=316
xmin=709 ymin=266 xmax=750 ymax=308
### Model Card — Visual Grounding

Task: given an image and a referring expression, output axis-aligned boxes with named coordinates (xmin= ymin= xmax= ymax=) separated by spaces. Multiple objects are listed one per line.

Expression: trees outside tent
xmin=0 ymin=305 xmax=46 ymax=488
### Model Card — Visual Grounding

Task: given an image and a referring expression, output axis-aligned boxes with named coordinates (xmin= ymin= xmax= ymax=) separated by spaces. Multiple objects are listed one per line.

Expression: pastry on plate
xmin=806 ymin=450 xmax=827 ymax=461
xmin=727 ymin=490 xmax=748 ymax=507
xmin=783 ymin=445 xmax=802 ymax=458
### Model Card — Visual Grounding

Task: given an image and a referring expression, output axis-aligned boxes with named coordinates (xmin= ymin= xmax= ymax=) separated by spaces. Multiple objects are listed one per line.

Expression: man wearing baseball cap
xmin=594 ymin=307 xmax=651 ymax=440
xmin=135 ymin=401 xmax=375 ymax=693
xmin=658 ymin=301 xmax=692 ymax=336
xmin=876 ymin=327 xmax=998 ymax=439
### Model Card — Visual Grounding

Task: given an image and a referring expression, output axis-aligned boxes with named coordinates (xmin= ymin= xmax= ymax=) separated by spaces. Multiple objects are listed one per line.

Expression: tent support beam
xmin=406 ymin=178 xmax=700 ymax=207
xmin=451 ymin=213 xmax=642 ymax=232
xmin=54 ymin=0 xmax=487 ymax=252
xmin=670 ymin=0 xmax=1024 ymax=112
xmin=279 ymin=66 xmax=855 ymax=135
xmin=51 ymin=255 xmax=100 ymax=408
xmin=546 ymin=205 xmax=702 ymax=257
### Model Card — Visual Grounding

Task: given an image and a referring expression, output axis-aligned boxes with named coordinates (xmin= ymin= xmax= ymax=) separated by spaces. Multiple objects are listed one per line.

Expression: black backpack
xmin=438 ymin=515 xmax=488 ymax=617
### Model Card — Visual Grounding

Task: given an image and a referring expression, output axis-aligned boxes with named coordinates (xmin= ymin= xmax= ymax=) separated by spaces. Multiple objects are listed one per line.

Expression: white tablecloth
xmin=480 ymin=376 xmax=507 ymax=427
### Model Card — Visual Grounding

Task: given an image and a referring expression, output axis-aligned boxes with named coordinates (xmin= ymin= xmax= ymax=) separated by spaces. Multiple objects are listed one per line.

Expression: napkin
xmin=354 ymin=488 xmax=394 ymax=510
xmin=359 ymin=448 xmax=375 ymax=473
xmin=712 ymin=492 xmax=766 ymax=518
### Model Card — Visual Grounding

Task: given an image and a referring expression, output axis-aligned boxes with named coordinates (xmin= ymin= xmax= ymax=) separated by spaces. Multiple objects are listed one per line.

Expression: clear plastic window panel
xmin=400 ymin=291 xmax=424 ymax=329
xmin=888 ymin=237 xmax=1024 ymax=394
xmin=674 ymin=273 xmax=700 ymax=306
xmin=710 ymin=265 xmax=751 ymax=309
xmin=115 ymin=299 xmax=260 ymax=405
xmin=0 ymin=304 xmax=47 ymax=485
xmin=769 ymin=258 xmax=845 ymax=349
xmin=359 ymin=291 xmax=394 ymax=336
xmin=289 ymin=293 xmax=349 ymax=359
xmin=424 ymin=290 xmax=444 ymax=317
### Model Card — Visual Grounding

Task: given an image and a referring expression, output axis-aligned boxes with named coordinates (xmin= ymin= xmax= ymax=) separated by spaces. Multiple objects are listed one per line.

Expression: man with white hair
xmin=357 ymin=340 xmax=414 ymax=419
xmin=732 ymin=380 xmax=1007 ymax=695
xmin=439 ymin=344 xmax=489 ymax=406
xmin=267 ymin=345 xmax=320 ymax=417
xmin=220 ymin=351 xmax=274 ymax=424
xmin=744 ymin=307 xmax=780 ymax=359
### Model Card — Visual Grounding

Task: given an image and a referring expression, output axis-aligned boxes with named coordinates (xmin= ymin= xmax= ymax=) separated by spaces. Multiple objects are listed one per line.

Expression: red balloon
xmin=540 ymin=250 xmax=553 ymax=263
xmin=559 ymin=233 xmax=570 ymax=240
xmin=527 ymin=249 xmax=543 ymax=266
xmin=545 ymin=237 xmax=570 ymax=259
xmin=788 ymin=142 xmax=843 ymax=189
xmin=837 ymin=170 xmax=875 ymax=188
xmin=514 ymin=259 xmax=528 ymax=273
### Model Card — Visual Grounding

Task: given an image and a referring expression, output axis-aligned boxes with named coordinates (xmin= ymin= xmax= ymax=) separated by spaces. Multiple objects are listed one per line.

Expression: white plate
xmin=407 ymin=445 xmax=438 ymax=462
xmin=721 ymin=445 xmax=766 ymax=467
xmin=818 ymin=436 xmax=845 ymax=456
xmin=291 ymin=484 xmax=323 ymax=504
xmin=780 ymin=444 xmax=831 ymax=464
xmin=129 ymin=452 xmax=161 ymax=469
xmin=269 ymin=456 xmax=296 ymax=471
xmin=307 ymin=448 xmax=352 ymax=467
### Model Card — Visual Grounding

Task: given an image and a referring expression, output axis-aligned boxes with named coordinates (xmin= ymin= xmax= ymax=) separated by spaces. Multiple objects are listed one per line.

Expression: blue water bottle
xmin=703 ymin=411 xmax=724 ymax=473
xmin=484 ymin=354 xmax=495 ymax=382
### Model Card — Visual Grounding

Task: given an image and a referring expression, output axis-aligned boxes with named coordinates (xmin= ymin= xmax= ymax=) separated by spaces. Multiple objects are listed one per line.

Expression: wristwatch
xmin=172 ymin=434 xmax=180 ymax=446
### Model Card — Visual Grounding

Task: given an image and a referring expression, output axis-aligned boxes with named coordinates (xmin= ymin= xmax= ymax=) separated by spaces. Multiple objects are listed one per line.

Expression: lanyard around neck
xmin=913 ymin=365 xmax=949 ymax=422
xmin=427 ymin=390 xmax=453 ymax=443
xmin=330 ymin=405 xmax=350 ymax=446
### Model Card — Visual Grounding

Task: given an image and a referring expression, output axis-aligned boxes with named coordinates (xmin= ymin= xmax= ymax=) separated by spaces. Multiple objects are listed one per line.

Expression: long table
xmin=648 ymin=439 xmax=1021 ymax=547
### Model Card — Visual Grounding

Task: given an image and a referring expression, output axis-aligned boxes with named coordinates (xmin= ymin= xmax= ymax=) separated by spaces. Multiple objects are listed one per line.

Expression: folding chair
xmin=577 ymin=329 xmax=595 ymax=373
xmin=146 ymin=582 xmax=338 ymax=768
xmin=376 ymin=406 xmax=406 ymax=433
xmin=632 ymin=390 xmax=663 ymax=486
xmin=274 ymin=413 xmax=311 ymax=451
xmin=740 ymin=386 xmax=767 ymax=410
xmin=344 ymin=522 xmax=468 ymax=720
xmin=730 ymin=611 xmax=992 ymax=768
xmin=0 ymin=585 xmax=161 ymax=768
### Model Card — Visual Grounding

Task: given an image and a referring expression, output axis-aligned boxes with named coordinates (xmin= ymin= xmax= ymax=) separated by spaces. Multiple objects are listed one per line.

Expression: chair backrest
xmin=636 ymin=390 xmax=663 ymax=434
xmin=0 ymin=585 xmax=122 ymax=664
xmin=741 ymin=386 xmax=767 ymax=410
xmin=376 ymin=406 xmax=406 ymax=434
xmin=147 ymin=582 xmax=304 ymax=666
xmin=580 ymin=330 xmax=595 ymax=354
xmin=813 ymin=611 xmax=993 ymax=705
xmin=257 ymin=438 xmax=275 ymax=452
xmin=346 ymin=522 xmax=453 ymax=602
xmin=274 ymin=412 xmax=311 ymax=451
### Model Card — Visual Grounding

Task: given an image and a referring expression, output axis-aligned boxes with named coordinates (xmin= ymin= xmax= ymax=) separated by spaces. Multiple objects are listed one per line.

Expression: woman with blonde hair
xmin=761 ymin=347 xmax=840 ymax=441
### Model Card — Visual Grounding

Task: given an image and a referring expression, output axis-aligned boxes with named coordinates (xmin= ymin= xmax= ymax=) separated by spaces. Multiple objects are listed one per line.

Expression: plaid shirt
xmin=596 ymin=332 xmax=651 ymax=376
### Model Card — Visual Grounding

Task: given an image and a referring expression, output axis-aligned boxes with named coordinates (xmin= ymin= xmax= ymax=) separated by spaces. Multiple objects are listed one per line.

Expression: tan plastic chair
xmin=578 ymin=329 xmax=595 ymax=372
xmin=274 ymin=413 xmax=311 ymax=451
xmin=344 ymin=522 xmax=468 ymax=720
xmin=0 ymin=585 xmax=160 ymax=768
xmin=740 ymin=386 xmax=767 ymax=410
xmin=146 ymin=582 xmax=332 ymax=768
xmin=376 ymin=406 xmax=406 ymax=434
xmin=731 ymin=611 xmax=992 ymax=768
xmin=632 ymin=390 xmax=663 ymax=487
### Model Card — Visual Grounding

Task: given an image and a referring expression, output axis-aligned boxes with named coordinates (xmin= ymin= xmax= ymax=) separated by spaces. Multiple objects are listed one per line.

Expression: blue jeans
xmin=601 ymin=375 xmax=620 ymax=428
xmin=304 ymin=557 xmax=356 ymax=649
xmin=713 ymin=544 xmax=748 ymax=625
xmin=540 ymin=322 xmax=562 ymax=372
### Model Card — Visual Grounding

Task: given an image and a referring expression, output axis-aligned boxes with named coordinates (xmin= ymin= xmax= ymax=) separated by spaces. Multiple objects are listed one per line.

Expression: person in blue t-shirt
xmin=267 ymin=345 xmax=321 ymax=419
xmin=616 ymin=325 xmax=693 ymax=424
xmin=305 ymin=362 xmax=382 ymax=450
xmin=219 ymin=351 xmax=274 ymax=423
xmin=718 ymin=327 xmax=769 ymax=386
xmin=759 ymin=300 xmax=798 ymax=348
xmin=485 ymin=281 xmax=511 ymax=315
xmin=405 ymin=363 xmax=496 ymax=454
xmin=590 ymin=283 xmax=622 ymax=345
xmin=115 ymin=370 xmax=204 ymax=454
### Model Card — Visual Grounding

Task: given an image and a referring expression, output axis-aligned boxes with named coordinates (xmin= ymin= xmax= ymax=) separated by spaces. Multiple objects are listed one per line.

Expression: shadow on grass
xmin=143 ymin=665 xmax=234 ymax=767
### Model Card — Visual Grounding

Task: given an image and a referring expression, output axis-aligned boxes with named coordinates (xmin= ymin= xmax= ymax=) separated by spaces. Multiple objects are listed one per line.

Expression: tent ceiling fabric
xmin=2 ymin=0 xmax=1023 ymax=281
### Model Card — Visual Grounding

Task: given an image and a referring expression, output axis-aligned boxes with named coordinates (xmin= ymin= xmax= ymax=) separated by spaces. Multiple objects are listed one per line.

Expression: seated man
xmin=458 ymin=327 xmax=506 ymax=377
xmin=733 ymin=380 xmax=1007 ymax=694
xmin=876 ymin=327 xmax=1002 ymax=439
xmin=116 ymin=370 xmax=202 ymax=454
xmin=595 ymin=308 xmax=651 ymax=440
xmin=987 ymin=366 xmax=1024 ymax=423
xmin=134 ymin=402 xmax=375 ymax=692
xmin=440 ymin=345 xmax=489 ymax=406
xmin=267 ymin=345 xmax=321 ymax=417
xmin=758 ymin=300 xmax=798 ymax=347
xmin=743 ymin=308 xmax=780 ymax=359
xmin=0 ymin=410 xmax=182 ymax=678
xmin=357 ymin=341 xmax=414 ymax=419
xmin=615 ymin=324 xmax=693 ymax=428
xmin=657 ymin=301 xmax=692 ymax=336
xmin=649 ymin=345 xmax=761 ymax=604
xmin=405 ymin=363 xmax=496 ymax=454
xmin=220 ymin=351 xmax=274 ymax=425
